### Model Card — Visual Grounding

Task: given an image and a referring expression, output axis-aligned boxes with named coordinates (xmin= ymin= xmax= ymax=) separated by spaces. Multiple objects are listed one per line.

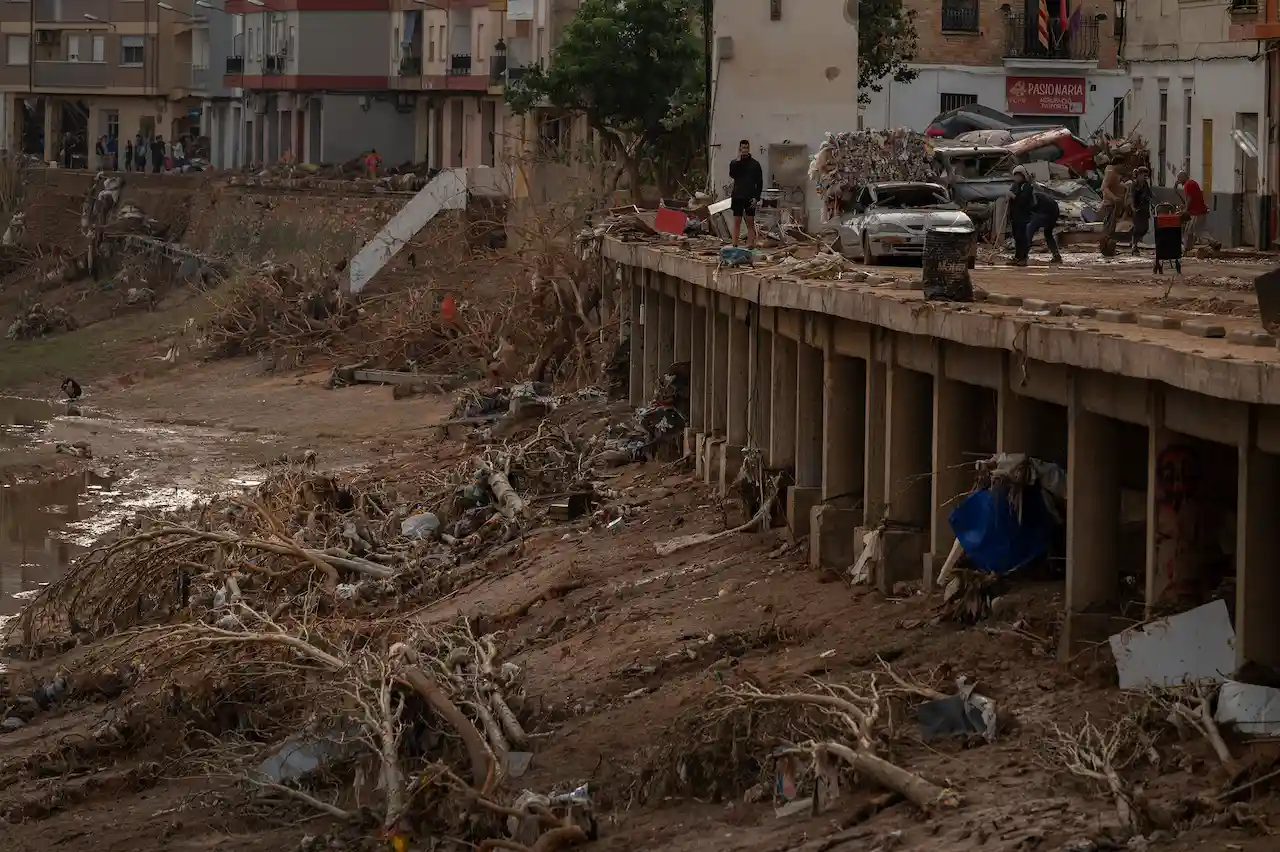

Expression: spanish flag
xmin=1038 ymin=0 xmax=1051 ymax=49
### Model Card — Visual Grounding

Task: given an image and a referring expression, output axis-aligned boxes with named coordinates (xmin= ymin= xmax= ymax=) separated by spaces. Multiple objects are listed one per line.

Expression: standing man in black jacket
xmin=729 ymin=139 xmax=763 ymax=248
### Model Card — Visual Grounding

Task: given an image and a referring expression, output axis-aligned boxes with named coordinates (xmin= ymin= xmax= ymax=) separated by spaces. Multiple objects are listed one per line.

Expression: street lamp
xmin=83 ymin=13 xmax=118 ymax=28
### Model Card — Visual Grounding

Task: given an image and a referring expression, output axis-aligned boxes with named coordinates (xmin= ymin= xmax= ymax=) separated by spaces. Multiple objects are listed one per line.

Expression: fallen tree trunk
xmin=821 ymin=743 xmax=960 ymax=813
xmin=400 ymin=665 xmax=496 ymax=794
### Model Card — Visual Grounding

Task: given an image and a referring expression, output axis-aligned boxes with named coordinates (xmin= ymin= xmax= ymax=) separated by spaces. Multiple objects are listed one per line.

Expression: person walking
xmin=134 ymin=134 xmax=146 ymax=172
xmin=1129 ymin=166 xmax=1153 ymax=253
xmin=1098 ymin=164 xmax=1124 ymax=253
xmin=106 ymin=134 xmax=117 ymax=171
xmin=1176 ymin=169 xmax=1210 ymax=252
xmin=728 ymin=139 xmax=763 ymax=248
xmin=94 ymin=135 xmax=106 ymax=170
xmin=1027 ymin=185 xmax=1063 ymax=264
xmin=364 ymin=148 xmax=382 ymax=179
xmin=124 ymin=139 xmax=133 ymax=172
xmin=1007 ymin=165 xmax=1035 ymax=266
xmin=151 ymin=136 xmax=165 ymax=172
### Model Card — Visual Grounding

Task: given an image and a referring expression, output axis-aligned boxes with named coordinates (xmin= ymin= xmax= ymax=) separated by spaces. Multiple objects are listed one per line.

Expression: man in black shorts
xmin=728 ymin=139 xmax=763 ymax=248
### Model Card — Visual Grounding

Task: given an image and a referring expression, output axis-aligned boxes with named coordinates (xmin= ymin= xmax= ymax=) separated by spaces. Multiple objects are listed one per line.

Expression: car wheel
xmin=862 ymin=235 xmax=880 ymax=265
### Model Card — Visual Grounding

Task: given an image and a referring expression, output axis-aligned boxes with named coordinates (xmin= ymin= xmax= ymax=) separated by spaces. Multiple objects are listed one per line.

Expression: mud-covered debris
xmin=401 ymin=512 xmax=441 ymax=540
xmin=54 ymin=440 xmax=92 ymax=459
xmin=6 ymin=302 xmax=78 ymax=340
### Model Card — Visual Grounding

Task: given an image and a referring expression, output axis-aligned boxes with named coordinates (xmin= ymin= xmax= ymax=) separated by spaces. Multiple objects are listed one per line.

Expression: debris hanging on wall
xmin=808 ymin=129 xmax=938 ymax=215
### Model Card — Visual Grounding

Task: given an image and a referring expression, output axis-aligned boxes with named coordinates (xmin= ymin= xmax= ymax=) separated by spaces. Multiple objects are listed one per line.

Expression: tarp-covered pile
xmin=809 ymin=129 xmax=937 ymax=211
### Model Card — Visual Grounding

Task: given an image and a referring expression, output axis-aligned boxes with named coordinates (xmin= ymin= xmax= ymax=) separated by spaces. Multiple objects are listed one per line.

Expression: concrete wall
xmin=1126 ymin=57 xmax=1267 ymax=247
xmin=297 ymin=12 xmax=392 ymax=78
xmin=859 ymin=65 xmax=1130 ymax=136
xmin=710 ymin=0 xmax=858 ymax=228
xmin=321 ymin=93 xmax=414 ymax=165
xmin=1126 ymin=0 xmax=1257 ymax=64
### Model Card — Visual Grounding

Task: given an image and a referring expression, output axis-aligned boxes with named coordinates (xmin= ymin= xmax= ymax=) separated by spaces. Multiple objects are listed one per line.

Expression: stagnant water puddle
xmin=0 ymin=469 xmax=117 ymax=618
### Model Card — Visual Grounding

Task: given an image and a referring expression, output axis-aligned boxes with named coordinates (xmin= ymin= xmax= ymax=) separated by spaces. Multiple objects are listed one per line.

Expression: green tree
xmin=858 ymin=0 xmax=919 ymax=106
xmin=505 ymin=0 xmax=704 ymax=195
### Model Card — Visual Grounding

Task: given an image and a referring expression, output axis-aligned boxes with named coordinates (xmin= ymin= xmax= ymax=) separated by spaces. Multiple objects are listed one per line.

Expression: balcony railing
xmin=264 ymin=54 xmax=285 ymax=75
xmin=225 ymin=55 xmax=244 ymax=74
xmin=33 ymin=60 xmax=108 ymax=88
xmin=941 ymin=0 xmax=979 ymax=33
xmin=190 ymin=64 xmax=211 ymax=91
xmin=447 ymin=53 xmax=472 ymax=76
xmin=1004 ymin=12 xmax=1100 ymax=62
xmin=398 ymin=55 xmax=422 ymax=76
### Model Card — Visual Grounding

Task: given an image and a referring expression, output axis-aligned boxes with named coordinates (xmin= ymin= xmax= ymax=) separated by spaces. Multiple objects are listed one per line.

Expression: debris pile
xmin=809 ymin=129 xmax=937 ymax=213
xmin=205 ymin=262 xmax=358 ymax=359
xmin=5 ymin=302 xmax=78 ymax=340
xmin=5 ymin=420 xmax=629 ymax=847
xmin=1090 ymin=133 xmax=1152 ymax=175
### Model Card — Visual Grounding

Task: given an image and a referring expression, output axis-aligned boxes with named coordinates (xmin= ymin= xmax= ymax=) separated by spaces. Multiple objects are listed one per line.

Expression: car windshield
xmin=947 ymin=153 xmax=1013 ymax=179
xmin=872 ymin=186 xmax=954 ymax=209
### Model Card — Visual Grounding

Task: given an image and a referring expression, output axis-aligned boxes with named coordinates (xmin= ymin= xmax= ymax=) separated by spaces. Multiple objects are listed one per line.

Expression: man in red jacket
xmin=1176 ymin=170 xmax=1210 ymax=252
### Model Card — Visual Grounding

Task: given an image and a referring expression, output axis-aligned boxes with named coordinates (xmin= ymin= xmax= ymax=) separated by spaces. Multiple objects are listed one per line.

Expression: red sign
xmin=1005 ymin=75 xmax=1086 ymax=115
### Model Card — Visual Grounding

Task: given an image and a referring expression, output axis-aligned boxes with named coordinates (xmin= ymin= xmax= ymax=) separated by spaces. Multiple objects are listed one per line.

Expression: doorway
xmin=1235 ymin=112 xmax=1260 ymax=248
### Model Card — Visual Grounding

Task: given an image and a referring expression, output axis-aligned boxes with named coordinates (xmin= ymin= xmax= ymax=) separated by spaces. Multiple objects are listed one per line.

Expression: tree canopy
xmin=858 ymin=0 xmax=920 ymax=105
xmin=505 ymin=0 xmax=704 ymax=192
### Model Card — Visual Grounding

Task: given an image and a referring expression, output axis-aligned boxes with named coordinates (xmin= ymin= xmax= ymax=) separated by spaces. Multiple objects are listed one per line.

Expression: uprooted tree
xmin=858 ymin=0 xmax=920 ymax=106
xmin=504 ymin=0 xmax=705 ymax=197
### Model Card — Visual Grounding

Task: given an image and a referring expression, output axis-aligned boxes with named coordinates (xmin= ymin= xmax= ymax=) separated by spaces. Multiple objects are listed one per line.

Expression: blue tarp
xmin=947 ymin=484 xmax=1054 ymax=575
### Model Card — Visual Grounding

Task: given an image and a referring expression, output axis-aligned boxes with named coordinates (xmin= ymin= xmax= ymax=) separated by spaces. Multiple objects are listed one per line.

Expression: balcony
xmin=941 ymin=0 xmax=979 ymax=33
xmin=226 ymin=55 xmax=244 ymax=74
xmin=398 ymin=55 xmax=422 ymax=76
xmin=1004 ymin=12 xmax=1100 ymax=63
xmin=33 ymin=60 xmax=108 ymax=88
xmin=191 ymin=64 xmax=211 ymax=92
xmin=447 ymin=53 xmax=472 ymax=76
xmin=264 ymin=54 xmax=285 ymax=75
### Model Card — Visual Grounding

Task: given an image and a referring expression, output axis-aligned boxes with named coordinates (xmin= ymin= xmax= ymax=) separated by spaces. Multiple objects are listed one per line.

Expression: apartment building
xmin=223 ymin=0 xmax=415 ymax=165
xmin=0 ymin=0 xmax=234 ymax=163
xmin=710 ymin=0 xmax=859 ymax=227
xmin=1228 ymin=0 xmax=1277 ymax=248
xmin=1125 ymin=0 xmax=1267 ymax=248
xmin=389 ymin=0 xmax=580 ymax=173
xmin=860 ymin=0 xmax=1128 ymax=137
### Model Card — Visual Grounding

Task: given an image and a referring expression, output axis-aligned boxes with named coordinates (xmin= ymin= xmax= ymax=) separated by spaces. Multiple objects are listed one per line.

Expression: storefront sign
xmin=1005 ymin=76 xmax=1085 ymax=115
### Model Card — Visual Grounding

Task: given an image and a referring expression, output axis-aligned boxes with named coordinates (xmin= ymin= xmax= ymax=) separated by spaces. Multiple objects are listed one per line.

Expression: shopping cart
xmin=1152 ymin=202 xmax=1183 ymax=275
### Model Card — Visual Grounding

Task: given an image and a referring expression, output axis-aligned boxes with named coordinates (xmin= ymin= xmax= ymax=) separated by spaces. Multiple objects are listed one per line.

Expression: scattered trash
xmin=917 ymin=678 xmax=999 ymax=743
xmin=256 ymin=731 xmax=358 ymax=784
xmin=1109 ymin=599 xmax=1236 ymax=690
xmin=401 ymin=511 xmax=441 ymax=540
xmin=6 ymin=303 xmax=78 ymax=340
xmin=2 ymin=716 xmax=25 ymax=731
xmin=1215 ymin=681 xmax=1280 ymax=736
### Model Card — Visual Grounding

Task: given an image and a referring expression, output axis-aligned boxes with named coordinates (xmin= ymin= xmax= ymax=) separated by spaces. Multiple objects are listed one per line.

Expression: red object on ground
xmin=1181 ymin=178 xmax=1209 ymax=216
xmin=441 ymin=293 xmax=457 ymax=323
xmin=1156 ymin=213 xmax=1182 ymax=229
xmin=654 ymin=207 xmax=688 ymax=235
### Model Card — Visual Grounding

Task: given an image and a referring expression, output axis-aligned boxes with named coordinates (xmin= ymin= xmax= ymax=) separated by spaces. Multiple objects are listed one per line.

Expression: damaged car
xmin=835 ymin=181 xmax=977 ymax=267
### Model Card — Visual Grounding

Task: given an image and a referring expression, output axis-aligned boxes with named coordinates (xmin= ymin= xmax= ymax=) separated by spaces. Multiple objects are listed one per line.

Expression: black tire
xmin=862 ymin=235 xmax=880 ymax=265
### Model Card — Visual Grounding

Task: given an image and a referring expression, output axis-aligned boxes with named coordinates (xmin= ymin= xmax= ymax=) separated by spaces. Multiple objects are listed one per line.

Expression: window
xmin=92 ymin=35 xmax=104 ymax=62
xmin=288 ymin=25 xmax=295 ymax=57
xmin=429 ymin=28 xmax=435 ymax=61
xmin=106 ymin=110 xmax=119 ymax=141
xmin=476 ymin=22 xmax=483 ymax=58
xmin=121 ymin=35 xmax=144 ymax=66
xmin=941 ymin=0 xmax=979 ymax=33
xmin=1112 ymin=96 xmax=1124 ymax=137
xmin=1157 ymin=85 xmax=1168 ymax=186
xmin=67 ymin=35 xmax=81 ymax=62
xmin=940 ymin=92 xmax=978 ymax=113
xmin=6 ymin=34 xmax=28 ymax=66
xmin=1182 ymin=85 xmax=1193 ymax=175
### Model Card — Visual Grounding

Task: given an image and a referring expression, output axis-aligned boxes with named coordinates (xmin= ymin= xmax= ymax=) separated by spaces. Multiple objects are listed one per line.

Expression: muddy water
xmin=0 ymin=470 xmax=115 ymax=617
xmin=0 ymin=397 xmax=63 ymax=450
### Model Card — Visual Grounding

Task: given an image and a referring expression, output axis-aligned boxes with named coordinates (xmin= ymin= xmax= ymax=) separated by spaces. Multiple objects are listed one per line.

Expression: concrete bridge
xmin=603 ymin=237 xmax=1280 ymax=669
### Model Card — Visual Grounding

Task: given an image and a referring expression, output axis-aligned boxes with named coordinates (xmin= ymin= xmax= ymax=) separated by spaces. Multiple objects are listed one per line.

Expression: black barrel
xmin=922 ymin=225 xmax=976 ymax=302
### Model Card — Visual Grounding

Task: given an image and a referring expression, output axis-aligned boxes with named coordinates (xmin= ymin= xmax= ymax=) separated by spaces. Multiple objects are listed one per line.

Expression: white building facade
xmin=710 ymin=0 xmax=859 ymax=227
xmin=1124 ymin=0 xmax=1267 ymax=248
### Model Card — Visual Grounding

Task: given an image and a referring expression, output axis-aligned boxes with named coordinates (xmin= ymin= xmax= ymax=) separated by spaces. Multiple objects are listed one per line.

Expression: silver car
xmin=836 ymin=181 xmax=976 ymax=265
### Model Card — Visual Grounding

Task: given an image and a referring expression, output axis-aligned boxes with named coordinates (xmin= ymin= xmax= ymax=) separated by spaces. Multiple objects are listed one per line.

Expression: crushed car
xmin=834 ymin=181 xmax=977 ymax=267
